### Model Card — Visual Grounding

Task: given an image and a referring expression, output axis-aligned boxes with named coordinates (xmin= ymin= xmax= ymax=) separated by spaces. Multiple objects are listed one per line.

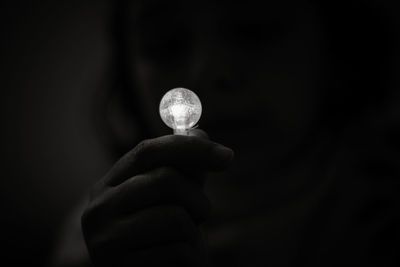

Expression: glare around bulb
xmin=159 ymin=88 xmax=202 ymax=135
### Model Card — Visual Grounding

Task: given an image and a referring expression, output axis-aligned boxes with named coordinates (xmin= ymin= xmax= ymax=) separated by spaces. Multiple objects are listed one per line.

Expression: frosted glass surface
xmin=159 ymin=88 xmax=202 ymax=133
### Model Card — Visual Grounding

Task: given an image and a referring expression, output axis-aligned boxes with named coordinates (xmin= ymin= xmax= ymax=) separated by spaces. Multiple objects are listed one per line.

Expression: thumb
xmin=188 ymin=128 xmax=209 ymax=139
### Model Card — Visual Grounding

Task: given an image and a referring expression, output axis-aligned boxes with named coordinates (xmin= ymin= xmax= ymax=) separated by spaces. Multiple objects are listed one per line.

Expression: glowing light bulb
xmin=159 ymin=88 xmax=202 ymax=135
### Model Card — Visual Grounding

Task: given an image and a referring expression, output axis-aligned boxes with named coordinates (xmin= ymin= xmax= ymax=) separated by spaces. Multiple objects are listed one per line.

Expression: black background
xmin=1 ymin=1 xmax=399 ymax=266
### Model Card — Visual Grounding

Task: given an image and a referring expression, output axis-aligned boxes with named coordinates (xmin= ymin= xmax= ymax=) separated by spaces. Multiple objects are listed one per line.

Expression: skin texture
xmin=81 ymin=130 xmax=234 ymax=266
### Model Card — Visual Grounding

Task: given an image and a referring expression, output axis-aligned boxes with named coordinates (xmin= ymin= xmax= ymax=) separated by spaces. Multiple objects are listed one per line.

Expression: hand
xmin=81 ymin=129 xmax=233 ymax=267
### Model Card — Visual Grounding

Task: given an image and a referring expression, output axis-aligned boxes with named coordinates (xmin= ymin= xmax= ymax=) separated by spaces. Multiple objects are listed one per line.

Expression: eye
xmin=220 ymin=20 xmax=286 ymax=49
xmin=136 ymin=20 xmax=194 ymax=63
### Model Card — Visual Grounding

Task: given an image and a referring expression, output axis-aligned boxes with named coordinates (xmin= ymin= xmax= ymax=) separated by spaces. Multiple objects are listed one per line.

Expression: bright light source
xmin=159 ymin=88 xmax=202 ymax=135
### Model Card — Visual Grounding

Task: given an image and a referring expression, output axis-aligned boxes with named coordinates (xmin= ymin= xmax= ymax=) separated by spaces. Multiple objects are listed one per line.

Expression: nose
xmin=189 ymin=39 xmax=243 ymax=94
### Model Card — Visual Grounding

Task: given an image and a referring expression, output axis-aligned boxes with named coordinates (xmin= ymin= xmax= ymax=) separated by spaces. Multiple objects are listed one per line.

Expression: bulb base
xmin=173 ymin=128 xmax=190 ymax=135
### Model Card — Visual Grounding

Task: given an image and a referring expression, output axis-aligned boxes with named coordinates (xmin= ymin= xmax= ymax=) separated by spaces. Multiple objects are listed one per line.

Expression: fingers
xmin=88 ymin=167 xmax=210 ymax=223
xmin=105 ymin=132 xmax=234 ymax=186
xmin=83 ymin=129 xmax=226 ymax=267
xmin=188 ymin=128 xmax=209 ymax=139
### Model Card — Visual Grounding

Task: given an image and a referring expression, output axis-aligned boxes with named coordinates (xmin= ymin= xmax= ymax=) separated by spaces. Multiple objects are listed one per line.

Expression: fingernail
xmin=213 ymin=145 xmax=234 ymax=164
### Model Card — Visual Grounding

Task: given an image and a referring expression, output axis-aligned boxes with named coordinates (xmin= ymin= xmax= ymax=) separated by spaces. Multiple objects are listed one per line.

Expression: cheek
xmin=242 ymin=16 xmax=325 ymax=134
xmin=131 ymin=11 xmax=325 ymax=139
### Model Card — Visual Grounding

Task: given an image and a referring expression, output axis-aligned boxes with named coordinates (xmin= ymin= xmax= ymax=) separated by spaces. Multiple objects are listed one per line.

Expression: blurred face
xmin=125 ymin=0 xmax=326 ymax=164
xmin=123 ymin=0 xmax=328 ymax=256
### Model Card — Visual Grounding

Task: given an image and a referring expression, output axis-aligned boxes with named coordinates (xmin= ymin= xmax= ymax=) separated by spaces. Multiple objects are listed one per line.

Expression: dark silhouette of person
xmin=51 ymin=0 xmax=400 ymax=266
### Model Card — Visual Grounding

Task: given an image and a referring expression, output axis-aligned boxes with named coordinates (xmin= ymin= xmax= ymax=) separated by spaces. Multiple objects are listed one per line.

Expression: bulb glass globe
xmin=159 ymin=88 xmax=202 ymax=135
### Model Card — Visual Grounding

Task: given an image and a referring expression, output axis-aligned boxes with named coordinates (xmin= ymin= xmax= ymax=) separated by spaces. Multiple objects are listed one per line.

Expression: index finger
xmin=104 ymin=131 xmax=234 ymax=186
